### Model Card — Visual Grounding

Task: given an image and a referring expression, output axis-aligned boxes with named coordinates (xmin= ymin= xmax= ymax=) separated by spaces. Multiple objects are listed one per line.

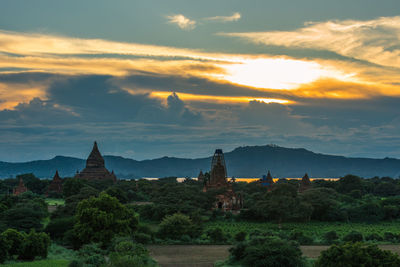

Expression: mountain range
xmin=0 ymin=145 xmax=399 ymax=179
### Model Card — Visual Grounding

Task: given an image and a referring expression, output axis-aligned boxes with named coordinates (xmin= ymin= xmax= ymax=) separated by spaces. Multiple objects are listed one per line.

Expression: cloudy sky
xmin=1 ymin=0 xmax=400 ymax=161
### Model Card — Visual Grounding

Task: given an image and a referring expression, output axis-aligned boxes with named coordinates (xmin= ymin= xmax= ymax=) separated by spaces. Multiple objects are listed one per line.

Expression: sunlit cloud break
xmin=222 ymin=16 xmax=400 ymax=68
xmin=166 ymin=14 xmax=196 ymax=30
xmin=204 ymin=12 xmax=241 ymax=22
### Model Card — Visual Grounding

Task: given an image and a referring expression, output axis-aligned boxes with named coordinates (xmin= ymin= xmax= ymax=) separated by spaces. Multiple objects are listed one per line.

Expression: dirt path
xmin=148 ymin=244 xmax=400 ymax=266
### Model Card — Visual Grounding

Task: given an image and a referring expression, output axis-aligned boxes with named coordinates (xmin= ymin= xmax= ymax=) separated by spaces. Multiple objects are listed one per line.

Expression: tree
xmin=337 ymin=175 xmax=364 ymax=194
xmin=74 ymin=193 xmax=138 ymax=247
xmin=109 ymin=240 xmax=158 ymax=267
xmin=158 ymin=213 xmax=199 ymax=240
xmin=315 ymin=242 xmax=400 ymax=267
xmin=63 ymin=178 xmax=86 ymax=198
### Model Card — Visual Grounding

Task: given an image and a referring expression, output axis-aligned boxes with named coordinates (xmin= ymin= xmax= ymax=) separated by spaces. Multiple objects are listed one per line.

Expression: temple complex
xmin=299 ymin=173 xmax=312 ymax=192
xmin=46 ymin=170 xmax=63 ymax=196
xmin=259 ymin=170 xmax=275 ymax=191
xmin=75 ymin=141 xmax=117 ymax=182
xmin=13 ymin=177 xmax=28 ymax=196
xmin=203 ymin=149 xmax=242 ymax=212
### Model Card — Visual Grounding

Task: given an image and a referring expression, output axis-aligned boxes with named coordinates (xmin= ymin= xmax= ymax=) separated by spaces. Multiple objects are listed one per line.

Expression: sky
xmin=0 ymin=0 xmax=400 ymax=161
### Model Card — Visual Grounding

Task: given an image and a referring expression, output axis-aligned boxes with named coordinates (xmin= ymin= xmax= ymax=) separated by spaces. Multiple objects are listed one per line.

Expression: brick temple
xmin=13 ymin=177 xmax=28 ymax=196
xmin=203 ymin=149 xmax=242 ymax=212
xmin=75 ymin=141 xmax=117 ymax=182
xmin=46 ymin=170 xmax=63 ymax=196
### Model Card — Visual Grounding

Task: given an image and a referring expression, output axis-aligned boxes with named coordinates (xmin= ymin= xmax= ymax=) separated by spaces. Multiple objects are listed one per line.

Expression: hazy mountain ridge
xmin=0 ymin=145 xmax=399 ymax=178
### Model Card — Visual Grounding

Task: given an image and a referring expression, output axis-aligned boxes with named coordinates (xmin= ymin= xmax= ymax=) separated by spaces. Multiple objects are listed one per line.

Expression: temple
xmin=299 ymin=173 xmax=311 ymax=192
xmin=13 ymin=177 xmax=28 ymax=196
xmin=259 ymin=170 xmax=275 ymax=191
xmin=75 ymin=141 xmax=117 ymax=182
xmin=46 ymin=170 xmax=63 ymax=196
xmin=203 ymin=149 xmax=242 ymax=212
xmin=197 ymin=170 xmax=205 ymax=183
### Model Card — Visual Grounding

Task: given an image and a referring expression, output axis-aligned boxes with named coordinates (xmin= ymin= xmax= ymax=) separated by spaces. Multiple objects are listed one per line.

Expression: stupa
xmin=75 ymin=141 xmax=117 ymax=182
xmin=13 ymin=177 xmax=28 ymax=196
xmin=46 ymin=170 xmax=63 ymax=195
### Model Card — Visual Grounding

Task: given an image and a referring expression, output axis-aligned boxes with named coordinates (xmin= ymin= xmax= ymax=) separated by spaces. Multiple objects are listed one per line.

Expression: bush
xmin=45 ymin=217 xmax=75 ymax=240
xmin=133 ymin=233 xmax=152 ymax=244
xmin=76 ymin=243 xmax=106 ymax=267
xmin=207 ymin=227 xmax=229 ymax=243
xmin=229 ymin=236 xmax=305 ymax=267
xmin=234 ymin=231 xmax=247 ymax=242
xmin=158 ymin=213 xmax=199 ymax=240
xmin=19 ymin=229 xmax=51 ymax=260
xmin=342 ymin=231 xmax=363 ymax=242
xmin=109 ymin=241 xmax=158 ymax=267
xmin=365 ymin=233 xmax=383 ymax=241
xmin=0 ymin=228 xmax=24 ymax=257
xmin=315 ymin=242 xmax=400 ymax=267
xmin=323 ymin=231 xmax=339 ymax=244
xmin=289 ymin=231 xmax=313 ymax=245
xmin=384 ymin=232 xmax=398 ymax=242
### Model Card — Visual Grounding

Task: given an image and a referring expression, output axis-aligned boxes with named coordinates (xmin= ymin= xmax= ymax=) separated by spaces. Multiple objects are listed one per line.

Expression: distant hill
xmin=0 ymin=145 xmax=399 ymax=178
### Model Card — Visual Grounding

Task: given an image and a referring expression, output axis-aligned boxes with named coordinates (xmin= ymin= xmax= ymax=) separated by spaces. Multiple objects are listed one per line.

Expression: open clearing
xmin=148 ymin=245 xmax=400 ymax=267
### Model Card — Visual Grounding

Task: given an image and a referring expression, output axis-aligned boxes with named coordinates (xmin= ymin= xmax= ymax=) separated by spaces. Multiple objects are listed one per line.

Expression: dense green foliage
xmin=228 ymin=236 xmax=305 ymax=267
xmin=73 ymin=192 xmax=138 ymax=247
xmin=0 ymin=228 xmax=50 ymax=262
xmin=315 ymin=242 xmax=400 ymax=267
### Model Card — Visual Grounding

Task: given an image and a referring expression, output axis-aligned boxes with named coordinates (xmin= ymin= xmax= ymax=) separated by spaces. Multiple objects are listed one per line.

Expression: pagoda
xmin=46 ymin=170 xmax=63 ymax=196
xmin=299 ymin=173 xmax=312 ymax=192
xmin=259 ymin=170 xmax=275 ymax=191
xmin=75 ymin=141 xmax=117 ymax=182
xmin=203 ymin=149 xmax=242 ymax=212
xmin=13 ymin=177 xmax=28 ymax=196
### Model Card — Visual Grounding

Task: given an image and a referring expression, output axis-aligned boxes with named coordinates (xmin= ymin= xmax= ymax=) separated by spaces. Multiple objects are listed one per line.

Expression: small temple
xmin=299 ymin=173 xmax=312 ymax=192
xmin=75 ymin=141 xmax=117 ymax=182
xmin=13 ymin=177 xmax=28 ymax=196
xmin=46 ymin=170 xmax=63 ymax=196
xmin=203 ymin=149 xmax=242 ymax=212
xmin=259 ymin=170 xmax=275 ymax=191
xmin=197 ymin=170 xmax=205 ymax=183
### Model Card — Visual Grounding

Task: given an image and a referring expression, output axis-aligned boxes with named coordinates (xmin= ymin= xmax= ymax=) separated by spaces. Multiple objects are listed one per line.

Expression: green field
xmin=204 ymin=221 xmax=400 ymax=243
xmin=2 ymin=259 xmax=69 ymax=267
xmin=45 ymin=198 xmax=65 ymax=206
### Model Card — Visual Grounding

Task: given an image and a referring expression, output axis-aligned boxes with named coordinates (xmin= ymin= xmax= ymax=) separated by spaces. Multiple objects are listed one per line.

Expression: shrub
xmin=133 ymin=232 xmax=152 ymax=244
xmin=315 ymin=242 xmax=400 ymax=267
xmin=109 ymin=241 xmax=158 ymax=267
xmin=45 ymin=217 xmax=75 ymax=240
xmin=384 ymin=232 xmax=398 ymax=242
xmin=324 ymin=231 xmax=339 ymax=244
xmin=342 ymin=231 xmax=363 ymax=242
xmin=365 ymin=233 xmax=383 ymax=241
xmin=207 ymin=227 xmax=228 ymax=243
xmin=19 ymin=229 xmax=51 ymax=260
xmin=234 ymin=231 xmax=247 ymax=242
xmin=289 ymin=231 xmax=313 ymax=245
xmin=0 ymin=228 xmax=25 ymax=257
xmin=158 ymin=213 xmax=199 ymax=240
xmin=229 ymin=236 xmax=305 ymax=267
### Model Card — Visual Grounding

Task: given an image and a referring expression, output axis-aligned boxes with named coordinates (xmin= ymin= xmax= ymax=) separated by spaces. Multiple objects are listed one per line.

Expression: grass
xmin=2 ymin=259 xmax=69 ymax=267
xmin=45 ymin=198 xmax=65 ymax=206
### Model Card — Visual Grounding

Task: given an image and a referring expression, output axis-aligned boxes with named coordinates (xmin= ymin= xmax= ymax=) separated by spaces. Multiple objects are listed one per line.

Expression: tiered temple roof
xmin=197 ymin=170 xmax=205 ymax=183
xmin=75 ymin=141 xmax=117 ymax=182
xmin=13 ymin=177 xmax=28 ymax=196
xmin=46 ymin=170 xmax=63 ymax=195
xmin=203 ymin=149 xmax=242 ymax=211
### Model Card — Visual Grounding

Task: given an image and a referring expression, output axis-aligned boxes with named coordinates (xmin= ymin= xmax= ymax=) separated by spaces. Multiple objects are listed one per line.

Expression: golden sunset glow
xmin=149 ymin=91 xmax=292 ymax=104
xmin=218 ymin=58 xmax=355 ymax=90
